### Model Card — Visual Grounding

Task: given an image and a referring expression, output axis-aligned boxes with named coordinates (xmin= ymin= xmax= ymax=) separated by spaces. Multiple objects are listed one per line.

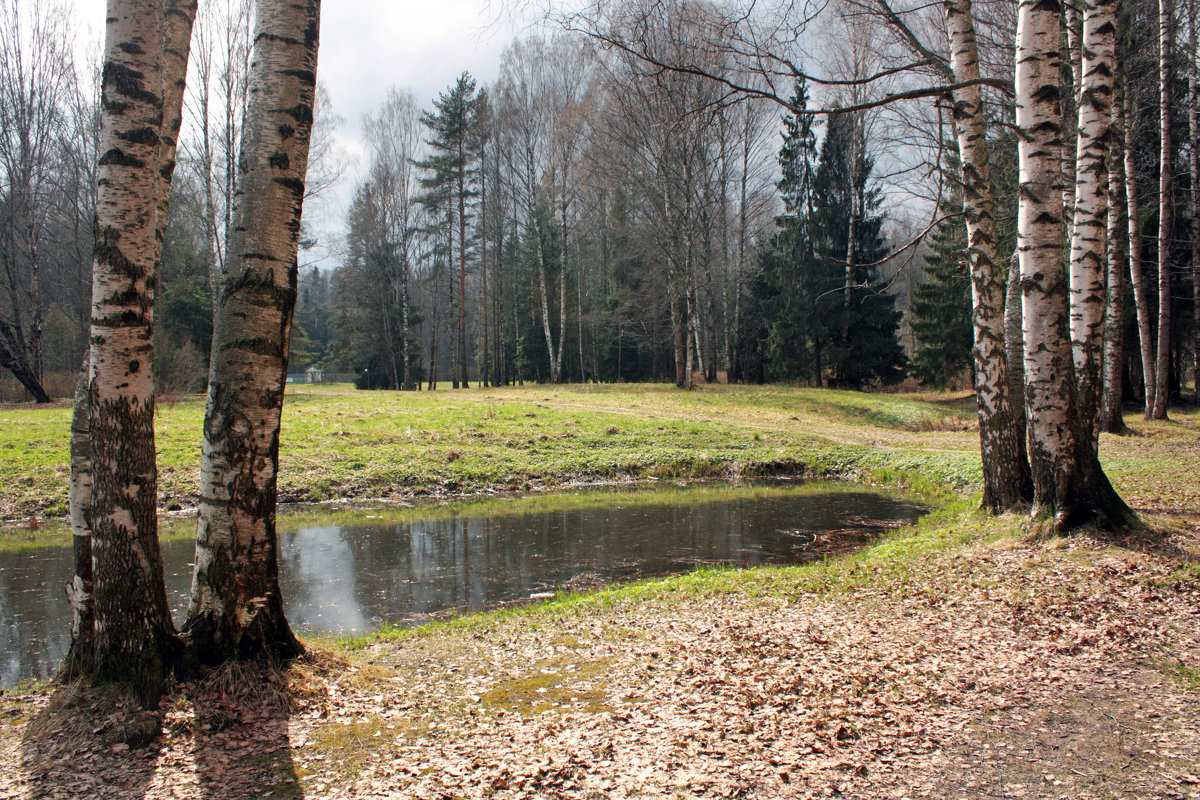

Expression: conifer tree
xmin=813 ymin=113 xmax=906 ymax=388
xmin=912 ymin=203 xmax=973 ymax=387
xmin=416 ymin=73 xmax=485 ymax=388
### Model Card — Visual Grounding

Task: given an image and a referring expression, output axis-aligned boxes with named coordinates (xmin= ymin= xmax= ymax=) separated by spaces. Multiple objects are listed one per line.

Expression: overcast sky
xmin=72 ymin=0 xmax=537 ymax=267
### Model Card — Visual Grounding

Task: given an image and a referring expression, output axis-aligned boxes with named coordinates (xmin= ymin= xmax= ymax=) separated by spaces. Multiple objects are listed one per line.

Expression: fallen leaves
xmin=1 ymin=530 xmax=1198 ymax=799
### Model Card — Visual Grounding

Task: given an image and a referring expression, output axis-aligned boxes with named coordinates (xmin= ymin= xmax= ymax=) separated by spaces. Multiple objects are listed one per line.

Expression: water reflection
xmin=0 ymin=483 xmax=924 ymax=687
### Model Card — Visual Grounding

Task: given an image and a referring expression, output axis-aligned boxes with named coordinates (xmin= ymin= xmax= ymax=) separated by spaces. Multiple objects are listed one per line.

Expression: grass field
xmin=1 ymin=382 xmax=1197 ymax=523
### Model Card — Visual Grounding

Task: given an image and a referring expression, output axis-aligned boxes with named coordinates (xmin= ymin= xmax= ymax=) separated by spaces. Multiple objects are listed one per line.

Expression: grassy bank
xmin=3 ymin=386 xmax=1198 ymax=799
xmin=4 ymin=383 xmax=1196 ymax=524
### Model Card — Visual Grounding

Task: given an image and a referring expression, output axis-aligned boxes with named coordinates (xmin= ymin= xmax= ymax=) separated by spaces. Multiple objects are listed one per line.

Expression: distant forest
xmin=1 ymin=0 xmax=1197 ymax=399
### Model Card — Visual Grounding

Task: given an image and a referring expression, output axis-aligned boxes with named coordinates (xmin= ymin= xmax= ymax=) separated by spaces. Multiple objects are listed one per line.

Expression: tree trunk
xmin=946 ymin=0 xmax=1033 ymax=511
xmin=0 ymin=328 xmax=51 ymax=402
xmin=1192 ymin=1 xmax=1200 ymax=402
xmin=64 ymin=362 xmax=94 ymax=678
xmin=536 ymin=226 xmax=559 ymax=383
xmin=1063 ymin=0 xmax=1083 ymax=237
xmin=1124 ymin=87 xmax=1157 ymax=417
xmin=458 ymin=155 xmax=469 ymax=389
xmin=480 ymin=151 xmax=489 ymax=388
xmin=185 ymin=0 xmax=320 ymax=664
xmin=154 ymin=0 xmax=199 ymax=304
xmin=1152 ymin=0 xmax=1173 ymax=419
xmin=1004 ymin=253 xmax=1028 ymax=448
xmin=1100 ymin=73 xmax=1130 ymax=434
xmin=1015 ymin=0 xmax=1133 ymax=529
xmin=1069 ymin=0 xmax=1118 ymax=439
xmin=88 ymin=0 xmax=178 ymax=703
xmin=557 ymin=201 xmax=568 ymax=384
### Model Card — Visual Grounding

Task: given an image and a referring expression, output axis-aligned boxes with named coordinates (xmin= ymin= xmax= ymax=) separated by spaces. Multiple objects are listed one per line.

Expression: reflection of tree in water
xmin=280 ymin=491 xmax=924 ymax=637
xmin=0 ymin=547 xmax=76 ymax=686
xmin=0 ymin=488 xmax=926 ymax=688
xmin=279 ymin=526 xmax=368 ymax=634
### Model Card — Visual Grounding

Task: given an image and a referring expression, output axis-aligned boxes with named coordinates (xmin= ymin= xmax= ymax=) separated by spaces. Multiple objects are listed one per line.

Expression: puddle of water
xmin=0 ymin=481 xmax=925 ymax=687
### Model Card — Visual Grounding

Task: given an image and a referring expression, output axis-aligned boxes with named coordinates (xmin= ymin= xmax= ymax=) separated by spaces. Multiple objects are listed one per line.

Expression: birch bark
xmin=1191 ymin=0 xmax=1200 ymax=402
xmin=1068 ymin=0 xmax=1117 ymax=438
xmin=1100 ymin=73 xmax=1129 ymax=433
xmin=185 ymin=0 xmax=320 ymax=663
xmin=1016 ymin=0 xmax=1131 ymax=528
xmin=1124 ymin=86 xmax=1156 ymax=417
xmin=945 ymin=0 xmax=1032 ymax=510
xmin=1152 ymin=0 xmax=1173 ymax=419
xmin=87 ymin=0 xmax=177 ymax=700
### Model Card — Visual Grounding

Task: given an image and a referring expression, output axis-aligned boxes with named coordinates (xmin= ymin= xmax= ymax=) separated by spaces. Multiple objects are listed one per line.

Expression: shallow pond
xmin=0 ymin=481 xmax=926 ymax=687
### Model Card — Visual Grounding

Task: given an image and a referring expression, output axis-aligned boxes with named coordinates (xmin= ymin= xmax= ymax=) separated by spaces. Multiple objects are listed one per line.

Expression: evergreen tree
xmin=752 ymin=78 xmax=838 ymax=383
xmin=416 ymin=73 xmax=486 ymax=388
xmin=912 ymin=199 xmax=973 ymax=386
xmin=812 ymin=113 xmax=906 ymax=388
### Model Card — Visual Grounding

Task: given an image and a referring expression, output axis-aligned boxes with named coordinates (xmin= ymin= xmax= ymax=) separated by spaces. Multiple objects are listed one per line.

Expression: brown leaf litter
xmin=1 ymin=526 xmax=1197 ymax=799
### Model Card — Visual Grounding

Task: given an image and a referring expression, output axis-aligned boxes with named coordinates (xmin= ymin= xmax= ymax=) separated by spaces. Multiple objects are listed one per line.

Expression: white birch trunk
xmin=1124 ymin=87 xmax=1157 ymax=417
xmin=185 ymin=0 xmax=320 ymax=663
xmin=1152 ymin=0 xmax=1173 ymax=419
xmin=88 ymin=0 xmax=176 ymax=701
xmin=1191 ymin=1 xmax=1200 ymax=402
xmin=1068 ymin=0 xmax=1118 ymax=438
xmin=1016 ymin=0 xmax=1131 ymax=528
xmin=1100 ymin=73 xmax=1129 ymax=434
xmin=945 ymin=0 xmax=1032 ymax=510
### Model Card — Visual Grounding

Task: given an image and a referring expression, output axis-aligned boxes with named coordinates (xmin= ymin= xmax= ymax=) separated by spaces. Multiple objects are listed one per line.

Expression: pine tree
xmin=753 ymin=78 xmax=840 ymax=383
xmin=416 ymin=73 xmax=485 ymax=388
xmin=912 ymin=200 xmax=973 ymax=386
xmin=813 ymin=113 xmax=906 ymax=387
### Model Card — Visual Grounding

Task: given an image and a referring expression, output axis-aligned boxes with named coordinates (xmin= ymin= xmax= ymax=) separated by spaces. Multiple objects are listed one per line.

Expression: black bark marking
xmin=98 ymin=148 xmax=146 ymax=168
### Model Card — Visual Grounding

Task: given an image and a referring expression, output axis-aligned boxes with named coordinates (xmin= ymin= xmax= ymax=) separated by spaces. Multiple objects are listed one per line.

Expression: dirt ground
xmin=2 ymin=507 xmax=1198 ymax=799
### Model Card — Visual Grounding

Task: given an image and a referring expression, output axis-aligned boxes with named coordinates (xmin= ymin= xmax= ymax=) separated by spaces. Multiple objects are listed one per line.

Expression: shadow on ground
xmin=16 ymin=661 xmax=304 ymax=800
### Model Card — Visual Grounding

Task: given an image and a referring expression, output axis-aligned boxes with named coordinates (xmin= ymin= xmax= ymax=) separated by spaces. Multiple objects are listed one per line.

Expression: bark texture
xmin=1124 ymin=85 xmax=1156 ymax=418
xmin=1100 ymin=74 xmax=1129 ymax=434
xmin=1193 ymin=6 xmax=1200 ymax=402
xmin=1152 ymin=0 xmax=1172 ymax=419
xmin=1015 ymin=0 xmax=1132 ymax=530
xmin=1004 ymin=253 xmax=1028 ymax=452
xmin=185 ymin=0 xmax=320 ymax=664
xmin=153 ymin=0 xmax=199 ymax=278
xmin=64 ymin=362 xmax=94 ymax=678
xmin=1068 ymin=0 xmax=1117 ymax=439
xmin=88 ymin=0 xmax=176 ymax=702
xmin=945 ymin=0 xmax=1032 ymax=510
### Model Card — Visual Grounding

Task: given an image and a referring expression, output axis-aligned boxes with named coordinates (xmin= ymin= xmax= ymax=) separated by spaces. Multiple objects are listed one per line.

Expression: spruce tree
xmin=754 ymin=78 xmax=835 ymax=383
xmin=912 ymin=199 xmax=973 ymax=386
xmin=416 ymin=73 xmax=485 ymax=388
xmin=812 ymin=113 xmax=906 ymax=387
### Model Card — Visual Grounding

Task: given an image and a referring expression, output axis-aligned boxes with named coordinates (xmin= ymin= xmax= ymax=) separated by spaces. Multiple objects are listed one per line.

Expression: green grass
xmin=2 ymin=383 xmax=1194 ymax=530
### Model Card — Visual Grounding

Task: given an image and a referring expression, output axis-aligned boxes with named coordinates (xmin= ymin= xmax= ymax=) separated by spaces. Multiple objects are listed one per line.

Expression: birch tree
xmin=1099 ymin=70 xmax=1128 ymax=433
xmin=0 ymin=0 xmax=73 ymax=403
xmin=1191 ymin=0 xmax=1200 ymax=401
xmin=1015 ymin=0 xmax=1131 ymax=528
xmin=944 ymin=0 xmax=1032 ymax=510
xmin=185 ymin=0 xmax=320 ymax=663
xmin=85 ymin=0 xmax=177 ymax=699
xmin=1123 ymin=83 xmax=1156 ymax=417
xmin=70 ymin=0 xmax=196 ymax=690
xmin=1068 ymin=0 xmax=1118 ymax=438
xmin=1151 ymin=0 xmax=1172 ymax=419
